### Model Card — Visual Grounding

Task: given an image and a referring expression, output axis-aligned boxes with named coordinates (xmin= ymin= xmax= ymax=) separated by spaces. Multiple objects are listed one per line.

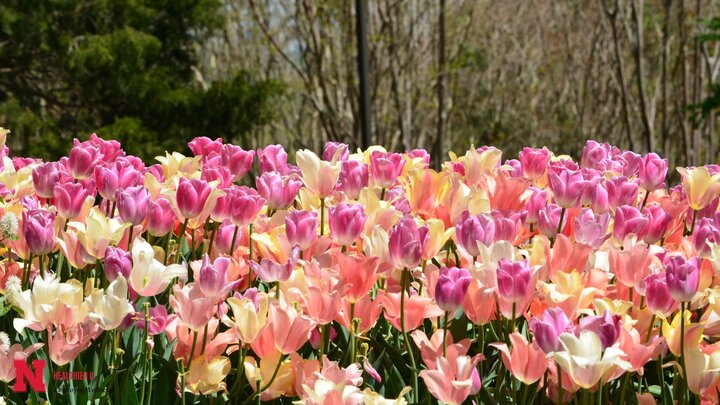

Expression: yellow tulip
xmin=296 ymin=149 xmax=340 ymax=198
xmin=68 ymin=207 xmax=130 ymax=259
xmin=183 ymin=354 xmax=231 ymax=395
xmin=226 ymin=291 xmax=269 ymax=344
xmin=553 ymin=330 xmax=631 ymax=389
xmin=677 ymin=167 xmax=720 ymax=211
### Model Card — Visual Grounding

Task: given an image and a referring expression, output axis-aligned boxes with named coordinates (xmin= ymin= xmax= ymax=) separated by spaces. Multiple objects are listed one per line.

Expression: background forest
xmin=2 ymin=0 xmax=720 ymax=170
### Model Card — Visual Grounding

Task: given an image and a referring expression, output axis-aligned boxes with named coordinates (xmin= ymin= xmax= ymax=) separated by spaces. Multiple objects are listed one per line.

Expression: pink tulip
xmin=214 ymin=220 xmax=243 ymax=255
xmin=269 ymin=302 xmax=314 ymax=354
xmin=435 ymin=266 xmax=472 ymax=312
xmin=491 ymin=210 xmax=521 ymax=242
xmin=385 ymin=186 xmax=411 ymax=215
xmin=490 ymin=332 xmax=547 ymax=385
xmin=581 ymin=140 xmax=610 ymax=169
xmin=613 ymin=205 xmax=648 ymax=242
xmin=146 ymin=197 xmax=175 ymax=237
xmin=408 ymin=149 xmax=431 ymax=167
xmin=32 ymin=162 xmax=68 ymax=199
xmin=529 ymin=307 xmax=572 ymax=353
xmin=496 ymin=259 xmax=533 ymax=304
xmin=176 ymin=178 xmax=212 ymax=219
xmin=336 ymin=295 xmax=382 ymax=334
xmin=379 ymin=291 xmax=444 ymax=331
xmin=573 ymin=208 xmax=610 ymax=249
xmin=228 ymin=186 xmax=265 ymax=226
xmin=693 ymin=217 xmax=720 ymax=257
xmin=285 ymin=210 xmax=317 ymax=250
xmin=255 ymin=172 xmax=302 ymax=211
xmin=188 ymin=136 xmax=223 ymax=157
xmin=116 ymin=186 xmax=150 ymax=225
xmin=640 ymin=273 xmax=675 ymax=315
xmin=68 ymin=142 xmax=100 ymax=179
xmin=135 ymin=304 xmax=175 ymax=336
xmin=94 ymin=160 xmax=143 ymax=202
xmin=370 ymin=151 xmax=404 ymax=189
xmin=420 ymin=350 xmax=483 ymax=405
xmin=196 ymin=254 xmax=238 ymax=301
xmin=257 ymin=144 xmax=290 ymax=175
xmin=0 ymin=342 xmax=44 ymax=382
xmin=104 ymin=246 xmax=132 ymax=281
xmin=455 ymin=211 xmax=494 ymax=258
xmin=322 ymin=142 xmax=349 ymax=162
xmin=641 ymin=204 xmax=672 ymax=245
xmin=664 ymin=255 xmax=700 ymax=302
xmin=49 ymin=320 xmax=102 ymax=366
xmin=87 ymin=133 xmax=124 ymax=163
xmin=221 ymin=144 xmax=254 ymax=181
xmin=210 ymin=191 xmax=231 ymax=222
xmin=525 ymin=188 xmax=548 ymax=225
xmin=389 ymin=215 xmax=429 ymax=269
xmin=605 ymin=177 xmax=640 ymax=210
xmin=537 ymin=204 xmax=565 ymax=238
xmin=589 ymin=180 xmax=611 ymax=214
xmin=579 ymin=311 xmax=622 ymax=350
xmin=328 ymin=203 xmax=366 ymax=246
xmin=519 ymin=147 xmax=550 ymax=180
xmin=548 ymin=168 xmax=584 ymax=208
xmin=639 ymin=153 xmax=668 ymax=191
xmin=336 ymin=252 xmax=380 ymax=303
xmin=54 ymin=182 xmax=91 ymax=219
xmin=169 ymin=284 xmax=216 ymax=331
xmin=620 ymin=151 xmax=643 ymax=178
xmin=251 ymin=257 xmax=295 ymax=284
xmin=201 ymin=166 xmax=233 ymax=189
xmin=338 ymin=160 xmax=369 ymax=199
xmin=22 ymin=209 xmax=56 ymax=255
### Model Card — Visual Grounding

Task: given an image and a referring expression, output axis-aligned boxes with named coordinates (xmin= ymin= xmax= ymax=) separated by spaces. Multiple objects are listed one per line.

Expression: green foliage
xmin=0 ymin=0 xmax=283 ymax=162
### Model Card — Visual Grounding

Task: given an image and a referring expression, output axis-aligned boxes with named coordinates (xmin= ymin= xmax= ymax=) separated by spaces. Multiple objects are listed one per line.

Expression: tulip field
xmin=2 ymin=130 xmax=720 ymax=404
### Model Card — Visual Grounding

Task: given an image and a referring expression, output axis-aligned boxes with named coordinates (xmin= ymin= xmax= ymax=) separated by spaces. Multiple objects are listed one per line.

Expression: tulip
xmin=269 ymin=301 xmax=314 ymax=354
xmin=581 ymin=140 xmax=610 ymax=169
xmin=693 ymin=218 xmax=720 ymax=257
xmin=94 ymin=162 xmax=143 ymax=202
xmin=48 ymin=320 xmax=101 ymax=366
xmin=214 ymin=220 xmax=243 ymax=255
xmin=490 ymin=332 xmax=547 ymax=384
xmin=529 ymin=307 xmax=572 ymax=353
xmin=188 ymin=136 xmax=223 ymax=157
xmin=677 ymin=166 xmax=720 ymax=211
xmin=579 ymin=311 xmax=622 ymax=350
xmin=285 ymin=210 xmax=317 ymax=251
xmin=339 ymin=160 xmax=369 ymax=199
xmin=221 ymin=144 xmax=254 ymax=182
xmin=22 ymin=209 xmax=56 ymax=256
xmin=135 ymin=305 xmax=174 ymax=336
xmin=613 ymin=205 xmax=648 ymax=242
xmin=70 ymin=207 xmax=130 ymax=259
xmin=605 ymin=177 xmax=639 ymax=210
xmin=574 ymin=208 xmax=610 ymax=249
xmin=370 ymin=151 xmax=405 ymax=189
xmin=639 ymin=153 xmax=667 ymax=192
xmin=640 ymin=273 xmax=675 ymax=315
xmin=68 ymin=143 xmax=100 ymax=179
xmin=525 ymin=188 xmax=548 ymax=225
xmin=664 ymin=255 xmax=700 ymax=302
xmin=641 ymin=204 xmax=672 ymax=245
xmin=85 ymin=275 xmax=134 ymax=330
xmin=54 ymin=182 xmax=91 ymax=219
xmin=227 ymin=186 xmax=265 ymax=227
xmin=548 ymin=168 xmax=584 ymax=208
xmin=13 ymin=273 xmax=85 ymax=332
xmin=256 ymin=172 xmax=302 ymax=211
xmin=537 ymin=204 xmax=565 ymax=238
xmin=116 ymin=186 xmax=150 ymax=226
xmin=454 ymin=211 xmax=494 ymax=258
xmin=170 ymin=283 xmax=216 ymax=331
xmin=684 ymin=344 xmax=720 ymax=395
xmin=336 ymin=252 xmax=380 ymax=303
xmin=388 ymin=215 xmax=428 ymax=269
xmin=0 ymin=342 xmax=44 ymax=383
xmin=419 ymin=351 xmax=482 ymax=405
xmin=227 ymin=289 xmax=269 ymax=344
xmin=435 ymin=266 xmax=472 ymax=312
xmin=146 ymin=197 xmax=175 ymax=237
xmin=328 ymin=203 xmax=366 ymax=246
xmin=257 ymin=144 xmax=290 ymax=175
xmin=322 ymin=141 xmax=349 ymax=162
xmin=176 ymin=178 xmax=212 ymax=220
xmin=251 ymin=257 xmax=294 ymax=284
xmin=184 ymin=355 xmax=232 ymax=396
xmin=128 ymin=237 xmax=186 ymax=296
xmin=496 ymin=259 xmax=534 ymax=304
xmin=609 ymin=236 xmax=652 ymax=289
xmin=296 ymin=149 xmax=340 ymax=198
xmin=553 ymin=330 xmax=631 ymax=389
xmin=196 ymin=254 xmax=238 ymax=301
xmin=104 ymin=246 xmax=132 ymax=282
xmin=32 ymin=162 xmax=67 ymax=199
xmin=518 ymin=147 xmax=550 ymax=180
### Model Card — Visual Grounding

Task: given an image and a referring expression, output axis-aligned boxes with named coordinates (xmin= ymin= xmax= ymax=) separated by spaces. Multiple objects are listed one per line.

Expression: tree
xmin=0 ymin=0 xmax=283 ymax=161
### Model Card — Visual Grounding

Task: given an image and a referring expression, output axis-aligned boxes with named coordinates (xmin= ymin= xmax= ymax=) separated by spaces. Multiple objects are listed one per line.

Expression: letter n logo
xmin=13 ymin=359 xmax=46 ymax=393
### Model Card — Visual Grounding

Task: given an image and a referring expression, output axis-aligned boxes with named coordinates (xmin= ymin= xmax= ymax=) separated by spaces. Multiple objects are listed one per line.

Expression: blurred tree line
xmin=0 ymin=0 xmax=283 ymax=161
xmin=3 ymin=0 xmax=720 ymax=166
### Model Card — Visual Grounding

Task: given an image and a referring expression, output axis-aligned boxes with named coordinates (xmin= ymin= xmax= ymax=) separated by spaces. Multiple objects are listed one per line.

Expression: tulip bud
xmin=518 ymin=147 xmax=550 ymax=180
xmin=54 ymin=182 xmax=91 ymax=219
xmin=188 ymin=136 xmax=223 ymax=157
xmin=435 ymin=266 xmax=472 ymax=312
xmin=388 ymin=215 xmax=428 ymax=269
xmin=285 ymin=210 xmax=318 ymax=250
xmin=104 ymin=246 xmax=132 ymax=281
xmin=664 ymin=255 xmax=700 ymax=302
xmin=256 ymin=172 xmax=302 ymax=211
xmin=228 ymin=186 xmax=265 ymax=226
xmin=370 ymin=151 xmax=405 ymax=189
xmin=221 ymin=144 xmax=254 ymax=182
xmin=116 ymin=186 xmax=150 ymax=225
xmin=537 ymin=204 xmax=565 ymax=238
xmin=176 ymin=178 xmax=212 ymax=219
xmin=198 ymin=254 xmax=231 ymax=299
xmin=68 ymin=142 xmax=99 ymax=179
xmin=641 ymin=204 xmax=672 ymax=245
xmin=496 ymin=259 xmax=533 ymax=303
xmin=329 ymin=203 xmax=366 ymax=246
xmin=525 ymin=188 xmax=548 ymax=225
xmin=147 ymin=197 xmax=175 ymax=237
xmin=215 ymin=220 xmax=242 ymax=255
xmin=22 ymin=209 xmax=56 ymax=255
xmin=581 ymin=140 xmax=610 ymax=170
xmin=322 ymin=142 xmax=349 ymax=162
xmin=641 ymin=273 xmax=675 ymax=315
xmin=529 ymin=307 xmax=572 ymax=353
xmin=579 ymin=311 xmax=622 ymax=350
xmin=257 ymin=144 xmax=289 ymax=175
xmin=339 ymin=160 xmax=369 ymax=200
xmin=612 ymin=205 xmax=648 ymax=242
xmin=455 ymin=211 xmax=494 ymax=257
xmin=573 ymin=208 xmax=610 ymax=249
xmin=32 ymin=162 xmax=68 ymax=199
xmin=548 ymin=169 xmax=584 ymax=208
xmin=639 ymin=153 xmax=667 ymax=192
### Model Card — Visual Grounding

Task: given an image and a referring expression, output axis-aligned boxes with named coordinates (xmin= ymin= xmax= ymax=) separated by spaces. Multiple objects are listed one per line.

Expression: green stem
xmin=319 ymin=323 xmax=330 ymax=363
xmin=178 ymin=359 xmax=186 ymax=404
xmin=442 ymin=311 xmax=449 ymax=357
xmin=640 ymin=190 xmax=650 ymax=210
xmin=645 ymin=314 xmax=656 ymax=343
xmin=188 ymin=330 xmax=199 ymax=371
xmin=680 ymin=302 xmax=688 ymax=403
xmin=348 ymin=303 xmax=356 ymax=364
xmin=176 ymin=218 xmax=189 ymax=264
xmin=400 ymin=270 xmax=418 ymax=403
xmin=556 ymin=207 xmax=566 ymax=236
xmin=319 ymin=198 xmax=325 ymax=236
xmin=128 ymin=226 xmax=135 ymax=251
xmin=207 ymin=221 xmax=219 ymax=254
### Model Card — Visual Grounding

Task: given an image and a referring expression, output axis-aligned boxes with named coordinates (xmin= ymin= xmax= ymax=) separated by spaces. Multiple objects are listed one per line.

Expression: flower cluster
xmin=1 ymin=132 xmax=720 ymax=404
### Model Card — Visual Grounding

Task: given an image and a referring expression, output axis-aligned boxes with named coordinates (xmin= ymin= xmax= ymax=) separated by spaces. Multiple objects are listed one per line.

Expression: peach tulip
xmin=182 ymin=354 xmax=231 ymax=395
xmin=269 ymin=301 xmax=314 ymax=354
xmin=491 ymin=332 xmax=547 ymax=384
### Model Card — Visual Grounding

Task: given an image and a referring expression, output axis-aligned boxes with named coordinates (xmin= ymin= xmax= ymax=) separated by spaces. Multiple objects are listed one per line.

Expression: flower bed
xmin=0 ymin=131 xmax=718 ymax=404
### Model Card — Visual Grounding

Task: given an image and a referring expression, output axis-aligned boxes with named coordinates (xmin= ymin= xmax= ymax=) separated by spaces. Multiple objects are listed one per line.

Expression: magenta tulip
xmin=285 ymin=210 xmax=318 ymax=250
xmin=221 ymin=144 xmax=254 ymax=182
xmin=176 ymin=178 xmax=212 ymax=219
xmin=322 ymin=142 xmax=349 ymax=162
xmin=256 ymin=172 xmax=303 ymax=211
xmin=639 ymin=153 xmax=668 ymax=192
xmin=22 ymin=209 xmax=56 ymax=255
xmin=612 ymin=205 xmax=648 ymax=242
xmin=228 ymin=186 xmax=265 ymax=227
xmin=104 ymin=246 xmax=132 ymax=282
xmin=339 ymin=160 xmax=369 ymax=200
xmin=435 ymin=266 xmax=472 ymax=312
xmin=519 ymin=147 xmax=550 ymax=180
xmin=370 ymin=151 xmax=405 ymax=189
xmin=116 ymin=186 xmax=150 ymax=225
xmin=496 ymin=259 xmax=533 ymax=303
xmin=54 ymin=182 xmax=91 ymax=219
xmin=328 ymin=203 xmax=367 ymax=246
xmin=147 ymin=197 xmax=175 ymax=237
xmin=455 ymin=211 xmax=495 ymax=257
xmin=548 ymin=168 xmax=584 ymax=208
xmin=579 ymin=311 xmax=622 ymax=350
xmin=664 ymin=255 xmax=700 ymax=302
xmin=388 ymin=215 xmax=428 ymax=269
xmin=529 ymin=307 xmax=572 ymax=353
